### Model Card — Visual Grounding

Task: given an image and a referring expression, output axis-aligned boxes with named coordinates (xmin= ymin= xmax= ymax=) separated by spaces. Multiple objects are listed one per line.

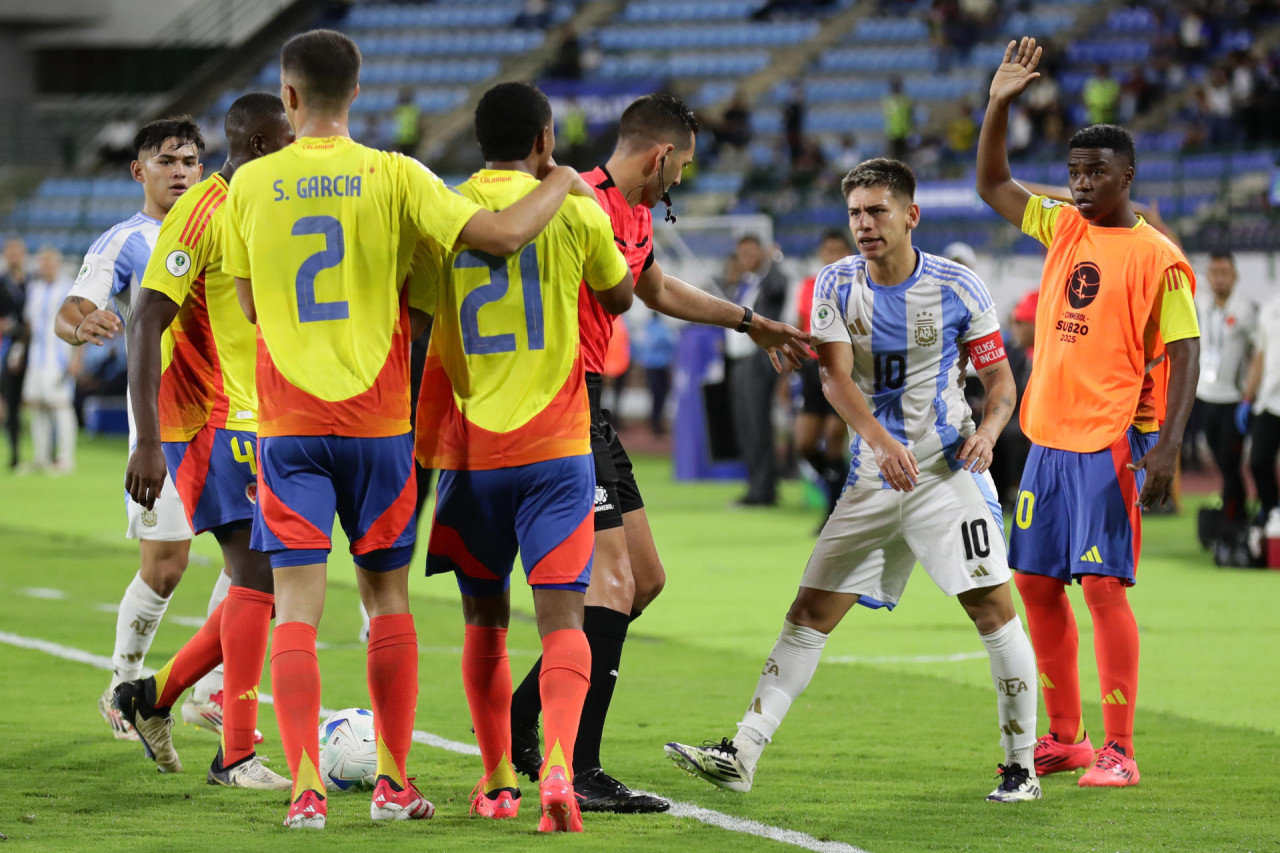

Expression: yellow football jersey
xmin=223 ymin=136 xmax=482 ymax=437
xmin=140 ymin=172 xmax=257 ymax=441
xmin=415 ymin=169 xmax=629 ymax=470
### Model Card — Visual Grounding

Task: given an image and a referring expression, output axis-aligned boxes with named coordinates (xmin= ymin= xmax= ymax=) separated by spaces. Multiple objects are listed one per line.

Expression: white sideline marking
xmin=2 ymin=630 xmax=871 ymax=853
xmin=825 ymin=651 xmax=987 ymax=665
xmin=21 ymin=587 xmax=68 ymax=599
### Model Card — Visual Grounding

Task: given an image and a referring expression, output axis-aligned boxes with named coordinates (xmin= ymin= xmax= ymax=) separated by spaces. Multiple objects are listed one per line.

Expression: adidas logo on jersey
xmin=1079 ymin=546 xmax=1103 ymax=563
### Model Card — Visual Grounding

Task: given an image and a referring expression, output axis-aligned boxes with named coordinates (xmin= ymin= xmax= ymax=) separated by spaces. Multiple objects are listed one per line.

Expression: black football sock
xmin=573 ymin=605 xmax=630 ymax=774
xmin=510 ymin=655 xmax=543 ymax=726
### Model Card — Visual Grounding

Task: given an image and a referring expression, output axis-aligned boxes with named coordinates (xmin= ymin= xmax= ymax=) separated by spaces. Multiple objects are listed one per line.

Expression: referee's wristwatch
xmin=735 ymin=306 xmax=754 ymax=333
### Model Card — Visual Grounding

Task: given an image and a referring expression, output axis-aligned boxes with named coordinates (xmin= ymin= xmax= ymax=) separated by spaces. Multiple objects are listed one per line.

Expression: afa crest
xmin=914 ymin=310 xmax=937 ymax=347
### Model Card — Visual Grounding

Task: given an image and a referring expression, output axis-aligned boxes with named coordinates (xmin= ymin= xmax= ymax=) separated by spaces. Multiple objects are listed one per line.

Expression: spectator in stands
xmin=832 ymin=134 xmax=862 ymax=173
xmin=1204 ymin=67 xmax=1240 ymax=145
xmin=943 ymin=98 xmax=978 ymax=175
xmin=391 ymin=88 xmax=422 ymax=156
xmin=784 ymin=82 xmax=807 ymax=167
xmin=637 ymin=313 xmax=677 ymax=436
xmin=1083 ymin=63 xmax=1121 ymax=126
xmin=556 ymin=99 xmax=590 ymax=167
xmin=726 ymin=235 xmax=790 ymax=507
xmin=1006 ymin=103 xmax=1033 ymax=159
xmin=20 ymin=247 xmax=79 ymax=473
xmin=883 ymin=76 xmax=914 ymax=162
xmin=715 ymin=94 xmax=753 ymax=172
xmin=363 ymin=114 xmax=392 ymax=151
xmin=0 ymin=237 xmax=30 ymax=471
xmin=1196 ymin=251 xmax=1254 ymax=528
xmin=548 ymin=24 xmax=583 ymax=80
xmin=1244 ymin=291 xmax=1280 ymax=525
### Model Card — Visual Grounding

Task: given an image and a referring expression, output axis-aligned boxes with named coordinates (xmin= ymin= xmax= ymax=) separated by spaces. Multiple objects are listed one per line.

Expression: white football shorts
xmin=801 ymin=468 xmax=1010 ymax=608
xmin=21 ymin=367 xmax=74 ymax=407
xmin=124 ymin=426 xmax=193 ymax=542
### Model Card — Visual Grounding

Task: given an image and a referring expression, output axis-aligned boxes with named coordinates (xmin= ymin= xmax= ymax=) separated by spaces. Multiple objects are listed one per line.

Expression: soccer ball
xmin=318 ymin=708 xmax=378 ymax=791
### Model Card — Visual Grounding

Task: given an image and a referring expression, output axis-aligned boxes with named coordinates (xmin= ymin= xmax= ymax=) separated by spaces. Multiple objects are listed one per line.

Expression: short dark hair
xmin=1068 ymin=123 xmax=1136 ymax=167
xmin=474 ymin=82 xmax=552 ymax=162
xmin=841 ymin=157 xmax=916 ymax=202
xmin=225 ymin=92 xmax=285 ymax=136
xmin=617 ymin=94 xmax=698 ymax=152
xmin=281 ymin=29 xmax=361 ymax=111
xmin=1209 ymin=250 xmax=1236 ymax=267
xmin=821 ymin=228 xmax=852 ymax=249
xmin=133 ymin=116 xmax=204 ymax=159
xmin=737 ymin=234 xmax=762 ymax=247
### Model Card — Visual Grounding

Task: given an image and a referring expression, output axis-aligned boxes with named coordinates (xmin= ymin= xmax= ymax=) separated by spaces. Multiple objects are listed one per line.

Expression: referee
xmin=1196 ymin=251 xmax=1254 ymax=525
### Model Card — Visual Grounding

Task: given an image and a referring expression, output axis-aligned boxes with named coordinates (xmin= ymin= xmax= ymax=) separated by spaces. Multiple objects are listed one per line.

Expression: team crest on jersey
xmin=914 ymin=310 xmax=937 ymax=347
xmin=165 ymin=250 xmax=191 ymax=277
xmin=245 ymin=482 xmax=258 ymax=505
xmin=813 ymin=304 xmax=836 ymax=331
xmin=1066 ymin=262 xmax=1102 ymax=309
xmin=141 ymin=509 xmax=158 ymax=528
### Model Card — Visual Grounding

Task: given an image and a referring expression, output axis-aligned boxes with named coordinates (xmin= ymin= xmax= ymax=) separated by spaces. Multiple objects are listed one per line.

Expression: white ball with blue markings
xmin=318 ymin=708 xmax=377 ymax=790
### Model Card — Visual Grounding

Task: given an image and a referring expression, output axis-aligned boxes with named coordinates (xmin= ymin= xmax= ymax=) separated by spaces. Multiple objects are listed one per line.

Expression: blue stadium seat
xmin=851 ymin=18 xmax=930 ymax=42
xmin=1066 ymin=40 xmax=1151 ymax=65
xmin=819 ymin=47 xmax=935 ymax=73
xmin=623 ymin=1 xmax=765 ymax=22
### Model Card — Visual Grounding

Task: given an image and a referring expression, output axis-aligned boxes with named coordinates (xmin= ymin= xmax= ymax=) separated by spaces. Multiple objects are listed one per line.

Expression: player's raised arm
xmin=632 ymin=259 xmax=810 ymax=372
xmin=457 ymin=165 xmax=594 ymax=256
xmin=977 ymin=37 xmax=1043 ymax=226
xmin=817 ymin=340 xmax=918 ymax=491
xmin=123 ymin=289 xmax=181 ymax=509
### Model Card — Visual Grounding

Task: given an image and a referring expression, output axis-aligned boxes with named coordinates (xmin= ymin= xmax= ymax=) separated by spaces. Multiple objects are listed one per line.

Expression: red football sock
xmin=220 ymin=586 xmax=273 ymax=765
xmin=538 ymin=628 xmax=591 ymax=782
xmin=271 ymin=621 xmax=324 ymax=797
xmin=1015 ymin=572 xmax=1082 ymax=742
xmin=153 ymin=599 xmax=226 ymax=709
xmin=462 ymin=624 xmax=515 ymax=790
xmin=1082 ymin=575 xmax=1139 ymax=753
xmin=367 ymin=613 xmax=418 ymax=788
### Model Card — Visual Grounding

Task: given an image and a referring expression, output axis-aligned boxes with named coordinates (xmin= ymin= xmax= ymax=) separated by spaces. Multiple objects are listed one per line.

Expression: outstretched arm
xmin=634 ymin=259 xmax=810 ymax=371
xmin=124 ymin=288 xmax=181 ymax=510
xmin=977 ymin=37 xmax=1043 ymax=227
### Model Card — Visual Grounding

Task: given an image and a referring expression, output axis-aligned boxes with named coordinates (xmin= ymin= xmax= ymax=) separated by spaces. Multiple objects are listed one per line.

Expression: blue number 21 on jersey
xmin=456 ymin=245 xmax=544 ymax=355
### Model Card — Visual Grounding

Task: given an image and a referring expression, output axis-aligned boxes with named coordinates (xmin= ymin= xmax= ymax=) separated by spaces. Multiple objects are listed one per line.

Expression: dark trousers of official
xmin=1 ymin=364 xmax=24 ymax=469
xmin=728 ymin=351 xmax=778 ymax=503
xmin=646 ymin=366 xmax=671 ymax=434
xmin=1249 ymin=410 xmax=1280 ymax=521
xmin=1202 ymin=401 xmax=1247 ymax=522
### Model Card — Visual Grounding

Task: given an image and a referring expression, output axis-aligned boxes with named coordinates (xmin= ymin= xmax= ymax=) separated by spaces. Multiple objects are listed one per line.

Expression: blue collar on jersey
xmin=864 ymin=247 xmax=925 ymax=291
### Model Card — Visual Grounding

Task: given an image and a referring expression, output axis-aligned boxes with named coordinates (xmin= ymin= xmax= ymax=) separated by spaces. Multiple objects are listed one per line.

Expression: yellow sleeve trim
xmin=1155 ymin=268 xmax=1200 ymax=343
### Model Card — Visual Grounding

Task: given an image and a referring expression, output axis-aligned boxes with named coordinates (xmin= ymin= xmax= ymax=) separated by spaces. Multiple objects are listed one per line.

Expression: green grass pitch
xmin=0 ymin=435 xmax=1276 ymax=851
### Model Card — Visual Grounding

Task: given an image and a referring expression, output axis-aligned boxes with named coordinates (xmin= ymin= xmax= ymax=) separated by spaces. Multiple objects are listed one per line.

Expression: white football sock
xmin=113 ymin=571 xmax=172 ymax=682
xmin=54 ymin=404 xmax=76 ymax=467
xmin=980 ymin=615 xmax=1038 ymax=772
xmin=192 ymin=570 xmax=232 ymax=701
xmin=30 ymin=407 xmax=52 ymax=467
xmin=734 ymin=619 xmax=828 ymax=772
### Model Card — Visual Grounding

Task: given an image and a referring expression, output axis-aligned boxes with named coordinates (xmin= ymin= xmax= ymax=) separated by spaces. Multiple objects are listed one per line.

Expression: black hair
xmin=617 ymin=94 xmax=699 ymax=152
xmin=1068 ymin=123 xmax=1136 ymax=167
xmin=821 ymin=228 xmax=853 ymax=248
xmin=133 ymin=116 xmax=204 ymax=158
xmin=474 ymin=82 xmax=552 ymax=162
xmin=225 ymin=92 xmax=286 ymax=138
xmin=1209 ymin=250 xmax=1236 ymax=267
xmin=737 ymin=234 xmax=763 ymax=247
xmin=281 ymin=29 xmax=361 ymax=111
xmin=841 ymin=157 xmax=916 ymax=202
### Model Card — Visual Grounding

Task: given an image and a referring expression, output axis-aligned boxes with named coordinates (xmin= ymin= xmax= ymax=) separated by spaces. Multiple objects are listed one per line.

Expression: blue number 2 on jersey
xmin=292 ymin=215 xmax=349 ymax=323
xmin=456 ymin=245 xmax=544 ymax=355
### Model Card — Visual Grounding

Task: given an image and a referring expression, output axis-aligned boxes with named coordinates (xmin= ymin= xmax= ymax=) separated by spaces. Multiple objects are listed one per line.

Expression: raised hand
xmin=989 ymin=37 xmax=1043 ymax=104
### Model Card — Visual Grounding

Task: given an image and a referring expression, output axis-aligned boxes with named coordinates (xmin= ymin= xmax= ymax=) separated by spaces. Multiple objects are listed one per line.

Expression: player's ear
xmin=349 ymin=82 xmax=360 ymax=108
xmin=906 ymin=202 xmax=921 ymax=231
xmin=130 ymin=159 xmax=145 ymax=185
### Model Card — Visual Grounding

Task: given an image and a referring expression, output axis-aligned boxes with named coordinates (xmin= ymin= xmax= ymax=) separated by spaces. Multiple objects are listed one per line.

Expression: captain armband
xmin=966 ymin=331 xmax=1007 ymax=369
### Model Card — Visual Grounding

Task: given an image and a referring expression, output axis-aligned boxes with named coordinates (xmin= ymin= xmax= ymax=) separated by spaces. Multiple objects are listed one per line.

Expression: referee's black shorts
xmin=587 ymin=372 xmax=644 ymax=531
xmin=795 ymin=359 xmax=836 ymax=417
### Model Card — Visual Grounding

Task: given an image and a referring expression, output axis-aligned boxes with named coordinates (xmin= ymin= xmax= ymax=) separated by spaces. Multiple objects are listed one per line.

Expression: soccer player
xmin=508 ymin=93 xmax=810 ymax=813
xmin=417 ymin=80 xmax=633 ymax=832
xmin=22 ymin=247 xmax=81 ymax=472
xmin=111 ymin=94 xmax=296 ymax=789
xmin=55 ymin=118 xmax=231 ymax=743
xmin=665 ymin=158 xmax=1043 ymax=803
xmin=977 ymin=38 xmax=1200 ymax=786
xmin=224 ymin=29 xmax=599 ymax=829
xmin=794 ymin=229 xmax=856 ymax=523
